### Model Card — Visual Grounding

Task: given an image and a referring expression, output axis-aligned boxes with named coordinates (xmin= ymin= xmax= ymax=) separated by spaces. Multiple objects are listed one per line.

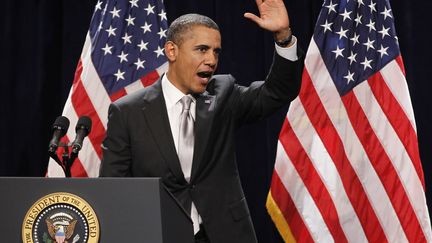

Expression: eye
xmin=214 ymin=48 xmax=221 ymax=56
xmin=195 ymin=45 xmax=209 ymax=53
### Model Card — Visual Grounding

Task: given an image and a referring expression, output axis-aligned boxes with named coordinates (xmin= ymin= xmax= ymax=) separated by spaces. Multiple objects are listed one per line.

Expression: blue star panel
xmin=88 ymin=0 xmax=168 ymax=95
xmin=314 ymin=0 xmax=399 ymax=96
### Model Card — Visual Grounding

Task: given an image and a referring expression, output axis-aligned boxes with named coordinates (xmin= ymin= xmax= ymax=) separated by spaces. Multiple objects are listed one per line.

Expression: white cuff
xmin=275 ymin=35 xmax=298 ymax=61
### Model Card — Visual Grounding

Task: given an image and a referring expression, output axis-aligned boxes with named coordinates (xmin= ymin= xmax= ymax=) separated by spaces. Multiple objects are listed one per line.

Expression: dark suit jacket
xmin=100 ymin=52 xmax=303 ymax=243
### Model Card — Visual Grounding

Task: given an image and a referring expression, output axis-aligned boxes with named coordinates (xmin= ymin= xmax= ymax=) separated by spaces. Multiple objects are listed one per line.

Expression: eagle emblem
xmin=45 ymin=212 xmax=78 ymax=243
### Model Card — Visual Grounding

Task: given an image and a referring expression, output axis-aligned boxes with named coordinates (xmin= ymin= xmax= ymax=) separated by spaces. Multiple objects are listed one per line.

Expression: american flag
xmin=267 ymin=0 xmax=432 ymax=242
xmin=47 ymin=0 xmax=168 ymax=177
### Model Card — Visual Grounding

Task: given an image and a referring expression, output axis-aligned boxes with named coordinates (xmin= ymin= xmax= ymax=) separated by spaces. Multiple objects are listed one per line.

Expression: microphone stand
xmin=48 ymin=142 xmax=79 ymax=178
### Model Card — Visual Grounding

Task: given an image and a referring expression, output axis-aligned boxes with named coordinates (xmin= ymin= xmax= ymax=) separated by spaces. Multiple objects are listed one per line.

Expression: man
xmin=100 ymin=0 xmax=303 ymax=242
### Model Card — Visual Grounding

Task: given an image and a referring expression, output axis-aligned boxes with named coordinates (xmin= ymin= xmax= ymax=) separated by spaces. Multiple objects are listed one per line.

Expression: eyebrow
xmin=194 ymin=44 xmax=222 ymax=53
xmin=194 ymin=44 xmax=210 ymax=49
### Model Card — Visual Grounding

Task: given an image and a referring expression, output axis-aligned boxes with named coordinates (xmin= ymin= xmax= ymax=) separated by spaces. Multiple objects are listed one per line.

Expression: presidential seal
xmin=22 ymin=192 xmax=100 ymax=243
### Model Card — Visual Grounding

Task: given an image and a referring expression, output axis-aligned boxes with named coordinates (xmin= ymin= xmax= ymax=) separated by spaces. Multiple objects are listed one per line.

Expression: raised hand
xmin=244 ymin=0 xmax=290 ymax=36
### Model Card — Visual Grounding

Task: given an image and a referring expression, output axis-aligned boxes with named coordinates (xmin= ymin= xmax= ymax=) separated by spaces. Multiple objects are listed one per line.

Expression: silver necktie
xmin=178 ymin=96 xmax=201 ymax=233
xmin=178 ymin=96 xmax=194 ymax=182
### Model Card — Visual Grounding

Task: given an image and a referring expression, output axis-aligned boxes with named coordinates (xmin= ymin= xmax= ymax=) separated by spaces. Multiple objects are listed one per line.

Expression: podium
xmin=0 ymin=177 xmax=194 ymax=242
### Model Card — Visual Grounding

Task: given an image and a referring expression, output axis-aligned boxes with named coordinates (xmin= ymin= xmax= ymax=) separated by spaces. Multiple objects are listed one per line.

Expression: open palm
xmin=244 ymin=0 xmax=290 ymax=33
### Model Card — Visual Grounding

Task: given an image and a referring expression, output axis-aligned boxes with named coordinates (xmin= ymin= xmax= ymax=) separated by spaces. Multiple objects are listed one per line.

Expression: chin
xmin=192 ymin=86 xmax=207 ymax=94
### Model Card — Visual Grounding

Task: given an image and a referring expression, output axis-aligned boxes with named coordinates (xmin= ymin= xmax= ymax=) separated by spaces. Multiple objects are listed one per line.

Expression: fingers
xmin=244 ymin=12 xmax=263 ymax=27
xmin=255 ymin=0 xmax=264 ymax=6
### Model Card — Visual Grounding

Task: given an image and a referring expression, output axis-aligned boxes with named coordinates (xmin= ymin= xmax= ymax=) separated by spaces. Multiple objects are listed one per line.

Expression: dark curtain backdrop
xmin=1 ymin=0 xmax=431 ymax=242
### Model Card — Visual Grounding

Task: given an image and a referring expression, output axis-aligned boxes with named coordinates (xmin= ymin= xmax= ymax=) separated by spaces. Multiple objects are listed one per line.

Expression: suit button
xmin=190 ymin=184 xmax=196 ymax=189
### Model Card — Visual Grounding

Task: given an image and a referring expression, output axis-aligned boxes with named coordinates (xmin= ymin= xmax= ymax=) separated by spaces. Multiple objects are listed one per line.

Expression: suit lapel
xmin=141 ymin=80 xmax=186 ymax=182
xmin=191 ymin=93 xmax=216 ymax=181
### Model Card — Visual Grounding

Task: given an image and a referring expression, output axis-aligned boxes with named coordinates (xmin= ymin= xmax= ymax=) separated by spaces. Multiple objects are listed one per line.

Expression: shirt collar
xmin=161 ymin=74 xmax=196 ymax=110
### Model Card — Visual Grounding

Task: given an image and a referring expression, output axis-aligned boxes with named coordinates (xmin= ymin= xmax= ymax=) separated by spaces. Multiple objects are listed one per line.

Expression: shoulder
xmin=112 ymin=80 xmax=161 ymax=109
xmin=113 ymin=89 xmax=145 ymax=107
xmin=205 ymin=74 xmax=236 ymax=95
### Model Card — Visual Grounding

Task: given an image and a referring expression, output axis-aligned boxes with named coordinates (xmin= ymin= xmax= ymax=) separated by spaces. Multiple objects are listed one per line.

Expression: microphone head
xmin=52 ymin=116 xmax=70 ymax=137
xmin=76 ymin=116 xmax=92 ymax=136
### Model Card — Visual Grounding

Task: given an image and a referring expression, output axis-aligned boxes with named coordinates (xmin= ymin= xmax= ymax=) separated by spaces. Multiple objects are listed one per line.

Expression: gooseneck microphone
xmin=47 ymin=115 xmax=91 ymax=177
xmin=48 ymin=116 xmax=70 ymax=153
xmin=71 ymin=116 xmax=92 ymax=154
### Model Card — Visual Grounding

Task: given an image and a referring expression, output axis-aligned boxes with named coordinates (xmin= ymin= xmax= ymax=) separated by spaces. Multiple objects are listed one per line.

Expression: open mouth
xmin=197 ymin=71 xmax=213 ymax=79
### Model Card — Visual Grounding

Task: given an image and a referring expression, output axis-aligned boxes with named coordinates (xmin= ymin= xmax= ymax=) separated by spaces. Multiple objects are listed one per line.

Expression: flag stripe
xmin=279 ymin=120 xmax=349 ymax=242
xmin=125 ymin=77 xmax=145 ymax=94
xmin=141 ymin=69 xmax=163 ymax=87
xmin=395 ymin=56 xmax=406 ymax=75
xmin=71 ymin=74 xmax=105 ymax=159
xmin=380 ymin=61 xmax=416 ymax=131
xmin=274 ymin=141 xmax=334 ymax=243
xmin=110 ymin=88 xmax=127 ymax=102
xmin=64 ymin=92 xmax=101 ymax=177
xmin=155 ymin=62 xmax=169 ymax=76
xmin=287 ymin=99 xmax=368 ymax=242
xmin=342 ymin=90 xmax=426 ymax=243
xmin=268 ymin=172 xmax=313 ymax=242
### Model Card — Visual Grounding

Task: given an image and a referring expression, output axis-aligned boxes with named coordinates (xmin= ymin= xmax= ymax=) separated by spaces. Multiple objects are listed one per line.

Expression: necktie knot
xmin=180 ymin=96 xmax=192 ymax=112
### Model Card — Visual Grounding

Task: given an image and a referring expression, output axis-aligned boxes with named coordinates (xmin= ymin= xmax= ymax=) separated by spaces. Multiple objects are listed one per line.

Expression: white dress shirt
xmin=160 ymin=36 xmax=298 ymax=234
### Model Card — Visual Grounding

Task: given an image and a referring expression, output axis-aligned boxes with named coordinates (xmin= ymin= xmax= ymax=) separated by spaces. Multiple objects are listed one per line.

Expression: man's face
xmin=165 ymin=25 xmax=221 ymax=95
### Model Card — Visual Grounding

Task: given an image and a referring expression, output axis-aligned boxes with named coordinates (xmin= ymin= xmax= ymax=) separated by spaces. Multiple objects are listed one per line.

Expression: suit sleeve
xmin=231 ymin=48 xmax=304 ymax=125
xmin=99 ymin=103 xmax=132 ymax=177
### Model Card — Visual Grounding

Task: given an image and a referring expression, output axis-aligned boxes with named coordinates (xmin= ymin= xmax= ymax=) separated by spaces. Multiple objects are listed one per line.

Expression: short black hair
xmin=166 ymin=13 xmax=219 ymax=46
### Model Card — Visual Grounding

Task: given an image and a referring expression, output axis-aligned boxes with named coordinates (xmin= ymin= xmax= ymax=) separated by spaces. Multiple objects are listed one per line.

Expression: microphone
xmin=71 ymin=116 xmax=92 ymax=154
xmin=48 ymin=116 xmax=70 ymax=153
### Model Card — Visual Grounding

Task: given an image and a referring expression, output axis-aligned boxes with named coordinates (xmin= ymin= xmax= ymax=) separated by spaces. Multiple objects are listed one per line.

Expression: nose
xmin=205 ymin=51 xmax=218 ymax=68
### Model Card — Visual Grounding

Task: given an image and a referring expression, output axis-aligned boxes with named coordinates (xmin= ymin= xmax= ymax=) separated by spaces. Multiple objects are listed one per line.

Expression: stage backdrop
xmin=1 ymin=0 xmax=431 ymax=242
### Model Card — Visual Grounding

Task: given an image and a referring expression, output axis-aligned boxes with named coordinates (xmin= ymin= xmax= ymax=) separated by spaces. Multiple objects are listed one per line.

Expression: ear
xmin=164 ymin=41 xmax=177 ymax=61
